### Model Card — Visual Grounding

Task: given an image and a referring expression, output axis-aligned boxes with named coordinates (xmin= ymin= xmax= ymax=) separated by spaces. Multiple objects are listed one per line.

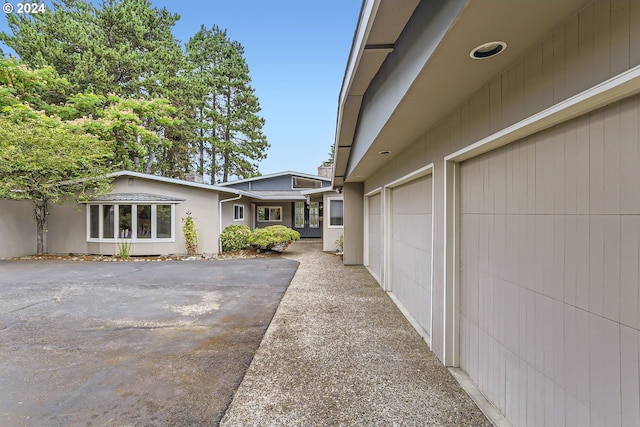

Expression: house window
xmin=292 ymin=177 xmax=322 ymax=189
xmin=328 ymin=198 xmax=344 ymax=227
xmin=294 ymin=202 xmax=305 ymax=228
xmin=309 ymin=201 xmax=320 ymax=228
xmin=234 ymin=204 xmax=245 ymax=221
xmin=157 ymin=205 xmax=172 ymax=238
xmin=87 ymin=204 xmax=175 ymax=241
xmin=257 ymin=206 xmax=282 ymax=222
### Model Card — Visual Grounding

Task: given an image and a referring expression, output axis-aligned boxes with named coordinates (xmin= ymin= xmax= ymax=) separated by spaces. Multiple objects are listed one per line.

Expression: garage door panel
xmin=391 ymin=174 xmax=432 ymax=337
xmin=459 ymin=99 xmax=640 ymax=426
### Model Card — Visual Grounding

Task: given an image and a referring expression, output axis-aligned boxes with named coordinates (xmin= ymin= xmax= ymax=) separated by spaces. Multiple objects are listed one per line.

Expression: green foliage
xmin=247 ymin=225 xmax=300 ymax=251
xmin=1 ymin=1 xmax=271 ymax=181
xmin=335 ymin=235 xmax=344 ymax=252
xmin=181 ymin=211 xmax=198 ymax=255
xmin=184 ymin=25 xmax=269 ymax=183
xmin=117 ymin=239 xmax=131 ymax=259
xmin=220 ymin=225 xmax=252 ymax=252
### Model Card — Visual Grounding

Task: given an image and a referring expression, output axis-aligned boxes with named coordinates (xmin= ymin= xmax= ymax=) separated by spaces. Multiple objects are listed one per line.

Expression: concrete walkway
xmin=220 ymin=241 xmax=491 ymax=426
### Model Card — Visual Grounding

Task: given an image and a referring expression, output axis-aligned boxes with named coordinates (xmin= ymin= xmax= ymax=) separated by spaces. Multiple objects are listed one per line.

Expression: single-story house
xmin=0 ymin=169 xmax=343 ymax=258
xmin=217 ymin=170 xmax=344 ymax=252
xmin=334 ymin=0 xmax=640 ymax=426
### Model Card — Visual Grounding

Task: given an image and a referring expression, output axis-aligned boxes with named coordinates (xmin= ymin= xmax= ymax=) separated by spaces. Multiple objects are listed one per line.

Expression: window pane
xmin=234 ymin=205 xmax=244 ymax=220
xmin=137 ymin=205 xmax=151 ymax=238
xmin=330 ymin=200 xmax=344 ymax=226
xmin=271 ymin=208 xmax=281 ymax=221
xmin=103 ymin=205 xmax=114 ymax=238
xmin=89 ymin=205 xmax=99 ymax=238
xmin=309 ymin=202 xmax=319 ymax=228
xmin=294 ymin=202 xmax=304 ymax=228
xmin=157 ymin=205 xmax=172 ymax=238
xmin=258 ymin=207 xmax=266 ymax=221
xmin=119 ymin=205 xmax=132 ymax=238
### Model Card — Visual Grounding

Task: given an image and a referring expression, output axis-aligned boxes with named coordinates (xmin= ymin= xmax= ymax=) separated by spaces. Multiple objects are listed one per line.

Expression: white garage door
xmin=366 ymin=193 xmax=383 ymax=282
xmin=458 ymin=98 xmax=640 ymax=426
xmin=390 ymin=174 xmax=432 ymax=338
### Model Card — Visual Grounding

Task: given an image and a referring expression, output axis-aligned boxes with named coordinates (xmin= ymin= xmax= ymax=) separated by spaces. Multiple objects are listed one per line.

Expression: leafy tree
xmin=0 ymin=58 xmax=115 ymax=254
xmin=1 ymin=0 xmax=185 ymax=173
xmin=0 ymin=115 xmax=114 ymax=254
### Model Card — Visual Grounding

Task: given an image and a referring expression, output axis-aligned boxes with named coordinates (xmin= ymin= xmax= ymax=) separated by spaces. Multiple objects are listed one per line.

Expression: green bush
xmin=247 ymin=225 xmax=300 ymax=251
xmin=220 ymin=225 xmax=252 ymax=252
xmin=182 ymin=211 xmax=198 ymax=255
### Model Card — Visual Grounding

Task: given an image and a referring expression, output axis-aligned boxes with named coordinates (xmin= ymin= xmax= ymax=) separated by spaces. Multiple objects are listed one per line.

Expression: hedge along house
xmin=0 ymin=171 xmax=243 ymax=258
xmin=217 ymin=171 xmax=344 ymax=252
xmin=335 ymin=0 xmax=640 ymax=426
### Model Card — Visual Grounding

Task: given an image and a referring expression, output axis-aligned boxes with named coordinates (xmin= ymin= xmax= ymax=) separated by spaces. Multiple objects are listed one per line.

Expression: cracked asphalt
xmin=0 ymin=258 xmax=299 ymax=427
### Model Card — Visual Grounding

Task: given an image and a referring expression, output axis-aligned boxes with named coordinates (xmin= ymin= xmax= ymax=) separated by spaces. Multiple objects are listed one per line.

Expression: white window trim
xmin=233 ymin=204 xmax=245 ymax=221
xmin=257 ymin=206 xmax=282 ymax=222
xmin=327 ymin=197 xmax=344 ymax=229
xmin=86 ymin=203 xmax=176 ymax=243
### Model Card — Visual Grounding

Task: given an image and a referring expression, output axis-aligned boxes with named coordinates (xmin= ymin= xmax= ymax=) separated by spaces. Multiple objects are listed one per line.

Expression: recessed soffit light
xmin=470 ymin=41 xmax=507 ymax=59
xmin=378 ymin=150 xmax=391 ymax=155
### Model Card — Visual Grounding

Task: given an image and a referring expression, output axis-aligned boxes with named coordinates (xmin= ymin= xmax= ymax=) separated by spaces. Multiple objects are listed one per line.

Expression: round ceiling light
xmin=470 ymin=41 xmax=506 ymax=59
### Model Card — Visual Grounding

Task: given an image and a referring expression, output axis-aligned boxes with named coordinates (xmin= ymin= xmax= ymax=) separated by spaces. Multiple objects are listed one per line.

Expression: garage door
xmin=390 ymin=174 xmax=432 ymax=338
xmin=458 ymin=99 xmax=639 ymax=426
xmin=366 ymin=193 xmax=383 ymax=282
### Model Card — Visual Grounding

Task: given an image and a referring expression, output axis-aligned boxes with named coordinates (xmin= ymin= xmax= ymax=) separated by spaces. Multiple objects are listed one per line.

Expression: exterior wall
xmin=343 ymin=182 xmax=364 ymax=265
xmin=221 ymin=198 xmax=252 ymax=230
xmin=323 ymin=192 xmax=344 ymax=252
xmin=46 ymin=176 xmax=221 ymax=256
xmin=347 ymin=0 xmax=640 ymax=425
xmin=0 ymin=199 xmax=36 ymax=258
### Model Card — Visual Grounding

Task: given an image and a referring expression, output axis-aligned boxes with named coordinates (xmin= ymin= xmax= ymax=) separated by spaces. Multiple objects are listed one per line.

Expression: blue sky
xmin=0 ymin=0 xmax=362 ymax=176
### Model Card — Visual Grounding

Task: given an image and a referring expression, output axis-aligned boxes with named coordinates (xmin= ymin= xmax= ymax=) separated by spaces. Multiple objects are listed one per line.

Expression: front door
xmin=292 ymin=201 xmax=322 ymax=238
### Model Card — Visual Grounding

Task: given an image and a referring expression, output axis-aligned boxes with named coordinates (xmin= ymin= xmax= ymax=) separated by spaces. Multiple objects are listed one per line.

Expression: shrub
xmin=247 ymin=225 xmax=300 ymax=252
xmin=335 ymin=235 xmax=344 ymax=253
xmin=220 ymin=225 xmax=252 ymax=252
xmin=182 ymin=211 xmax=198 ymax=255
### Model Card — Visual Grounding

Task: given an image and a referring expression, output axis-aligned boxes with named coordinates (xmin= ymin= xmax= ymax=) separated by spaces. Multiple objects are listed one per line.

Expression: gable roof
xmin=109 ymin=171 xmax=241 ymax=195
xmin=90 ymin=193 xmax=186 ymax=203
xmin=216 ymin=171 xmax=330 ymax=186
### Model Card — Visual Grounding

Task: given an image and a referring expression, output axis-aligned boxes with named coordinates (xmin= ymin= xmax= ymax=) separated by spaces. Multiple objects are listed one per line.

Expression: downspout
xmin=219 ymin=194 xmax=243 ymax=253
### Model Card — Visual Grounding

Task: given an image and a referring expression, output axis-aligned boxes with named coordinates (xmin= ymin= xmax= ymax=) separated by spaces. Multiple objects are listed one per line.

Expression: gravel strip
xmin=220 ymin=241 xmax=491 ymax=427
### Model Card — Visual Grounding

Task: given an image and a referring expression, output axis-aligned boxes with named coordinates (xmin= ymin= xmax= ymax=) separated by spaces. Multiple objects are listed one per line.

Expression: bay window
xmin=87 ymin=203 xmax=175 ymax=241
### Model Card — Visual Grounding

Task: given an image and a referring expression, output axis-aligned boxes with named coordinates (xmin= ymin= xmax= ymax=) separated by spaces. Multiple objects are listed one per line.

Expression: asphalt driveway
xmin=0 ymin=257 xmax=299 ymax=427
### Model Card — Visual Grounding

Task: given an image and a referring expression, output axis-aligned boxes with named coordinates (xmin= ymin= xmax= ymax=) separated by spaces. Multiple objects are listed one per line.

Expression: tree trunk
xmin=34 ymin=199 xmax=48 ymax=255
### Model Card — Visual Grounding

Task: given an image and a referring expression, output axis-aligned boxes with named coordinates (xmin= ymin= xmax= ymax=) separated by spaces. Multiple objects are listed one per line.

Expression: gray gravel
xmin=220 ymin=241 xmax=491 ymax=427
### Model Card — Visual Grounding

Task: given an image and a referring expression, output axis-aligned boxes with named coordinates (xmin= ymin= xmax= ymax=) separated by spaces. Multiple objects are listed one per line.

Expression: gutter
xmin=218 ymin=194 xmax=243 ymax=253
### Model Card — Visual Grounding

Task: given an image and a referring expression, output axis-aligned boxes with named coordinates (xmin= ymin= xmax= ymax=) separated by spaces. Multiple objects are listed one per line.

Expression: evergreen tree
xmin=185 ymin=26 xmax=268 ymax=183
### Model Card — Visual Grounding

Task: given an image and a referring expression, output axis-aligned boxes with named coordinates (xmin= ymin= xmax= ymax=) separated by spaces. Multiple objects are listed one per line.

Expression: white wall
xmin=0 ymin=199 xmax=36 ymax=258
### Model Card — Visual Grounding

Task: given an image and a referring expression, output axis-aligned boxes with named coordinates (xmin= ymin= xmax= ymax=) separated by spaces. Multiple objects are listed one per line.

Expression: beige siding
xmin=0 ymin=200 xmax=36 ymax=258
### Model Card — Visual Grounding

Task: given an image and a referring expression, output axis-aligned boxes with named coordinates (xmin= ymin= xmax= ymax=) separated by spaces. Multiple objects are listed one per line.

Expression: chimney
xmin=185 ymin=171 xmax=204 ymax=183
xmin=317 ymin=165 xmax=332 ymax=178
